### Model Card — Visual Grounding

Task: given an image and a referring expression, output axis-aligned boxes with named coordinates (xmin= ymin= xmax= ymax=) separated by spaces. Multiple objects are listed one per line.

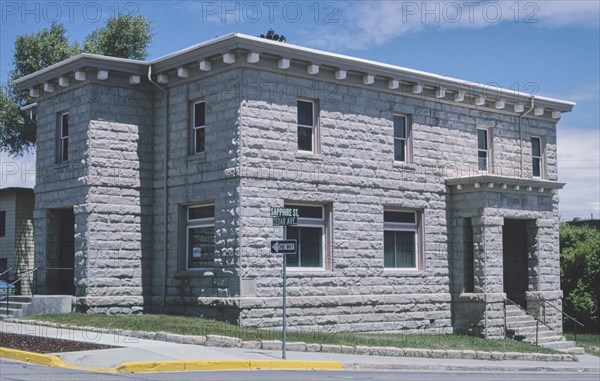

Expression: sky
xmin=0 ymin=0 xmax=599 ymax=220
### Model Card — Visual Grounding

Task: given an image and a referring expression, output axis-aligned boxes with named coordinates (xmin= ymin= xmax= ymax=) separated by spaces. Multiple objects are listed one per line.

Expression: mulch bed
xmin=0 ymin=332 xmax=117 ymax=353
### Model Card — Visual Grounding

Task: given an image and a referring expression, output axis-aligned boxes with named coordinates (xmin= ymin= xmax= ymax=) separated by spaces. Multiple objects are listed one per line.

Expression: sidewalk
xmin=1 ymin=320 xmax=599 ymax=374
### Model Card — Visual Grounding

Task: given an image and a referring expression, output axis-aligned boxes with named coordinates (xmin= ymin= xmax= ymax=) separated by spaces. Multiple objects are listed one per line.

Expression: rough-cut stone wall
xmin=30 ymin=56 xmax=564 ymax=334
xmin=151 ymin=69 xmax=243 ymax=318
xmin=231 ymin=63 xmax=562 ymax=334
xmin=33 ymin=85 xmax=90 ymax=296
xmin=33 ymin=81 xmax=154 ymax=312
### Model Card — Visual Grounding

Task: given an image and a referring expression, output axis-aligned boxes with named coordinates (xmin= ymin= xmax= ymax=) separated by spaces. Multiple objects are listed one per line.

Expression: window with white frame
xmin=383 ymin=209 xmax=421 ymax=270
xmin=285 ymin=204 xmax=325 ymax=268
xmin=297 ymin=100 xmax=317 ymax=152
xmin=191 ymin=100 xmax=206 ymax=154
xmin=185 ymin=204 xmax=215 ymax=269
xmin=477 ymin=128 xmax=491 ymax=172
xmin=531 ymin=136 xmax=544 ymax=178
xmin=394 ymin=114 xmax=411 ymax=162
xmin=59 ymin=112 xmax=69 ymax=162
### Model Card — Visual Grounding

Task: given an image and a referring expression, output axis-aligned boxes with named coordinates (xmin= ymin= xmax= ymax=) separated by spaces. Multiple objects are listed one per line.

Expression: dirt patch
xmin=0 ymin=332 xmax=117 ymax=353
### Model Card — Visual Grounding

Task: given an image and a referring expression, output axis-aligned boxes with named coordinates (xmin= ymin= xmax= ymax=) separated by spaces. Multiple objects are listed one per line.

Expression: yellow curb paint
xmin=2 ymin=347 xmax=342 ymax=374
xmin=116 ymin=359 xmax=343 ymax=373
xmin=0 ymin=347 xmax=110 ymax=373
xmin=250 ymin=360 xmax=343 ymax=370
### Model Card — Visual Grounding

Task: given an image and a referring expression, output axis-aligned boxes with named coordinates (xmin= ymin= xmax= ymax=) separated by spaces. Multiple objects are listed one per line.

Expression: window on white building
xmin=477 ymin=128 xmax=491 ymax=172
xmin=383 ymin=209 xmax=422 ymax=270
xmin=531 ymin=136 xmax=544 ymax=178
xmin=58 ymin=112 xmax=69 ymax=162
xmin=285 ymin=204 xmax=326 ymax=268
xmin=394 ymin=114 xmax=412 ymax=162
xmin=297 ymin=100 xmax=318 ymax=153
xmin=185 ymin=204 xmax=215 ymax=269
xmin=191 ymin=100 xmax=206 ymax=154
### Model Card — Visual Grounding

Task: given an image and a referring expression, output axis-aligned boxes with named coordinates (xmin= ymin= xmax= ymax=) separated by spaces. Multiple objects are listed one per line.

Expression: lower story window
xmin=383 ymin=209 xmax=421 ymax=270
xmin=285 ymin=204 xmax=326 ymax=268
xmin=186 ymin=204 xmax=215 ymax=269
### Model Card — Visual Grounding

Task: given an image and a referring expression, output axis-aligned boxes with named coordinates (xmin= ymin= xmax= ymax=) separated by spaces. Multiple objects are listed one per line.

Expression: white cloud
xmin=535 ymin=0 xmax=600 ymax=28
xmin=308 ymin=0 xmax=600 ymax=50
xmin=0 ymin=150 xmax=35 ymax=189
xmin=557 ymin=126 xmax=600 ymax=220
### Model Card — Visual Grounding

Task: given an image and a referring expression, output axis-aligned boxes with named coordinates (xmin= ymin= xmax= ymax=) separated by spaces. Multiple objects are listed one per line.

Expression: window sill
xmin=383 ymin=268 xmax=425 ymax=276
xmin=295 ymin=151 xmax=322 ymax=161
xmin=186 ymin=152 xmax=207 ymax=162
xmin=174 ymin=269 xmax=215 ymax=278
xmin=392 ymin=161 xmax=416 ymax=170
xmin=53 ymin=161 xmax=72 ymax=169
xmin=286 ymin=267 xmax=327 ymax=274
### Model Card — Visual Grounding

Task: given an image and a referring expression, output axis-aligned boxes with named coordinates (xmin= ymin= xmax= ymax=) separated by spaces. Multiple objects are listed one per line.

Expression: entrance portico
xmin=447 ymin=175 xmax=564 ymax=338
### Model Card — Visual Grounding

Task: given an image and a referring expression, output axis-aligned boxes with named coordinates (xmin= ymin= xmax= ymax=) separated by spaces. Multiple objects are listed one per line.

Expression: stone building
xmin=0 ymin=187 xmax=35 ymax=293
xmin=13 ymin=33 xmax=574 ymax=339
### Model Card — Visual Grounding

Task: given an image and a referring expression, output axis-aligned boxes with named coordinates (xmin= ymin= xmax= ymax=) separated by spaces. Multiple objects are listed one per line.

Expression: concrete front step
xmin=523 ymin=336 xmax=567 ymax=344
xmin=0 ymin=307 xmax=24 ymax=316
xmin=540 ymin=340 xmax=579 ymax=350
xmin=1 ymin=301 xmax=31 ymax=310
xmin=504 ymin=305 xmax=581 ymax=353
xmin=507 ymin=322 xmax=553 ymax=332
xmin=8 ymin=296 xmax=33 ymax=303
xmin=560 ymin=347 xmax=586 ymax=355
xmin=509 ymin=329 xmax=558 ymax=339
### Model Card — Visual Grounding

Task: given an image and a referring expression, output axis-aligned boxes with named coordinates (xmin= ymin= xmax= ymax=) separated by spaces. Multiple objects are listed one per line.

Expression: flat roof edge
xmin=10 ymin=33 xmax=576 ymax=110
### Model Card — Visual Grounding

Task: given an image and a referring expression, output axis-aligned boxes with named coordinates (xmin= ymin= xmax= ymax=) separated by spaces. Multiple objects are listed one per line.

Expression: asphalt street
xmin=1 ymin=359 xmax=599 ymax=381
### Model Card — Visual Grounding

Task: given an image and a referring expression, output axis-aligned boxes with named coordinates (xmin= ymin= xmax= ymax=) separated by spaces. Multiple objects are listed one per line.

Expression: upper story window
xmin=297 ymin=100 xmax=318 ymax=153
xmin=285 ymin=204 xmax=326 ymax=268
xmin=383 ymin=209 xmax=422 ymax=270
xmin=0 ymin=210 xmax=6 ymax=237
xmin=531 ymin=136 xmax=544 ymax=178
xmin=58 ymin=112 xmax=69 ymax=163
xmin=394 ymin=114 xmax=412 ymax=162
xmin=185 ymin=204 xmax=215 ymax=270
xmin=191 ymin=100 xmax=206 ymax=154
xmin=477 ymin=128 xmax=491 ymax=172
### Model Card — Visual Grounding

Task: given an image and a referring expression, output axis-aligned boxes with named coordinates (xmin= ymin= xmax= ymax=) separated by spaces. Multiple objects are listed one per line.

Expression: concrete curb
xmin=116 ymin=359 xmax=343 ymax=373
xmin=0 ymin=346 xmax=343 ymax=373
xmin=9 ymin=318 xmax=578 ymax=362
xmin=343 ymin=362 xmax=600 ymax=373
xmin=0 ymin=347 xmax=104 ymax=372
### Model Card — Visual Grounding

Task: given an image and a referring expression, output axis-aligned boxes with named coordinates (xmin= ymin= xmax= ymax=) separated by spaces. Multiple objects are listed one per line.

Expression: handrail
xmin=504 ymin=298 xmax=553 ymax=345
xmin=9 ymin=267 xmax=38 ymax=287
xmin=539 ymin=296 xmax=584 ymax=327
xmin=539 ymin=296 xmax=584 ymax=345
xmin=0 ymin=268 xmax=12 ymax=278
xmin=4 ymin=268 xmax=38 ymax=316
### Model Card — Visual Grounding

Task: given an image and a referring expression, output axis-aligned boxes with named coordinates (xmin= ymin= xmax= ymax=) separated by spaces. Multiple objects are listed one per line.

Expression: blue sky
xmin=1 ymin=0 xmax=599 ymax=220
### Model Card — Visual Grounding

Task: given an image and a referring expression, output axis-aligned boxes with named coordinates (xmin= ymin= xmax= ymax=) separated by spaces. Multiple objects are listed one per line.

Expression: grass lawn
xmin=565 ymin=332 xmax=600 ymax=357
xmin=25 ymin=313 xmax=557 ymax=354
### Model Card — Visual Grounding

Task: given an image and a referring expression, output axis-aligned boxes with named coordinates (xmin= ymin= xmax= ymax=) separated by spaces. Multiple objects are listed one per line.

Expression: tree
xmin=1 ymin=16 xmax=152 ymax=156
xmin=0 ymin=87 xmax=36 ymax=156
xmin=560 ymin=224 xmax=600 ymax=332
xmin=10 ymin=23 xmax=81 ymax=95
xmin=83 ymin=15 xmax=152 ymax=61
xmin=1 ymin=23 xmax=80 ymax=156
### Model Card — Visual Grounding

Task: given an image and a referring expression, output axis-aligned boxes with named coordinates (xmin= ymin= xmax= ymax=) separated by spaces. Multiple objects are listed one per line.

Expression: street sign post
xmin=270 ymin=239 xmax=297 ymax=360
xmin=270 ymin=207 xmax=299 ymax=360
xmin=270 ymin=207 xmax=298 ymax=227
xmin=271 ymin=240 xmax=296 ymax=254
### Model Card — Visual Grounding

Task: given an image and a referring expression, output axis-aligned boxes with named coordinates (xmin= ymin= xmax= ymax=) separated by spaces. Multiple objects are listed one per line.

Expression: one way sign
xmin=271 ymin=240 xmax=297 ymax=254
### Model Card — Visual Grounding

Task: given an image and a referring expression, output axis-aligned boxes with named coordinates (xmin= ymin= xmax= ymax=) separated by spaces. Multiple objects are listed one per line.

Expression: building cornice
xmin=13 ymin=33 xmax=575 ymax=117
xmin=446 ymin=175 xmax=565 ymax=193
